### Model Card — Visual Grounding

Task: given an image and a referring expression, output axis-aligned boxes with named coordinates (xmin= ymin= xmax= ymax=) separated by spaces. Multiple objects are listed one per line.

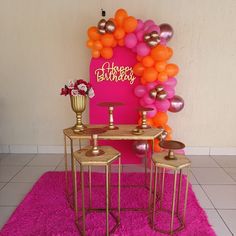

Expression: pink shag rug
xmin=0 ymin=172 xmax=216 ymax=236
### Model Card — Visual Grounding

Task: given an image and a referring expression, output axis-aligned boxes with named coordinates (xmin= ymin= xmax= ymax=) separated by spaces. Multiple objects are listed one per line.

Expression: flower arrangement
xmin=60 ymin=79 xmax=95 ymax=98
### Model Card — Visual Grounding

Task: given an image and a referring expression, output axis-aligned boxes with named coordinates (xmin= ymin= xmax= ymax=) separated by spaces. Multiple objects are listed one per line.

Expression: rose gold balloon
xmin=133 ymin=140 xmax=149 ymax=157
xmin=156 ymin=90 xmax=167 ymax=100
xmin=149 ymin=89 xmax=157 ymax=99
xmin=143 ymin=34 xmax=151 ymax=42
xmin=158 ymin=130 xmax=168 ymax=140
xmin=98 ymin=19 xmax=107 ymax=29
xmin=168 ymin=95 xmax=184 ymax=112
xmin=105 ymin=20 xmax=116 ymax=33
xmin=147 ymin=39 xmax=158 ymax=47
xmin=160 ymin=23 xmax=174 ymax=42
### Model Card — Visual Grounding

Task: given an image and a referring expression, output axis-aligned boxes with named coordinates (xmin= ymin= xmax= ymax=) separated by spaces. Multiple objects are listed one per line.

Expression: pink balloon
xmin=142 ymin=94 xmax=155 ymax=105
xmin=155 ymin=99 xmax=170 ymax=112
xmin=124 ymin=33 xmax=138 ymax=48
xmin=164 ymin=86 xmax=175 ymax=99
xmin=145 ymin=105 xmax=157 ymax=118
xmin=163 ymin=77 xmax=177 ymax=87
xmin=139 ymin=99 xmax=146 ymax=107
xmin=160 ymin=38 xmax=167 ymax=45
xmin=134 ymin=85 xmax=146 ymax=97
xmin=136 ymin=30 xmax=144 ymax=42
xmin=136 ymin=42 xmax=150 ymax=56
xmin=144 ymin=20 xmax=155 ymax=30
xmin=135 ymin=19 xmax=144 ymax=32
xmin=147 ymin=25 xmax=161 ymax=35
xmin=146 ymin=81 xmax=158 ymax=91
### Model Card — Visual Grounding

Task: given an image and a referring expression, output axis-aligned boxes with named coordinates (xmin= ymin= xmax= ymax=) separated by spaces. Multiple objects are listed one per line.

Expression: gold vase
xmin=70 ymin=95 xmax=87 ymax=133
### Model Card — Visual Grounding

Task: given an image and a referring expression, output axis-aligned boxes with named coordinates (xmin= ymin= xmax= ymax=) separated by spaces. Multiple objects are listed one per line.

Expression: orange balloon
xmin=111 ymin=40 xmax=117 ymax=48
xmin=163 ymin=124 xmax=172 ymax=134
xmin=136 ymin=55 xmax=143 ymax=62
xmin=114 ymin=27 xmax=125 ymax=40
xmin=151 ymin=45 xmax=172 ymax=61
xmin=93 ymin=40 xmax=103 ymax=50
xmin=92 ymin=49 xmax=100 ymax=58
xmin=153 ymin=112 xmax=168 ymax=126
xmin=147 ymin=118 xmax=154 ymax=126
xmin=133 ymin=63 xmax=145 ymax=76
xmin=166 ymin=134 xmax=172 ymax=140
xmin=142 ymin=67 xmax=158 ymax=82
xmin=115 ymin=9 xmax=128 ymax=26
xmin=100 ymin=47 xmax=113 ymax=59
xmin=157 ymin=71 xmax=168 ymax=82
xmin=118 ymin=38 xmax=125 ymax=46
xmin=140 ymin=77 xmax=147 ymax=85
xmin=123 ymin=16 xmax=138 ymax=33
xmin=165 ymin=64 xmax=179 ymax=77
xmin=155 ymin=61 xmax=167 ymax=72
xmin=101 ymin=34 xmax=115 ymax=47
xmin=167 ymin=47 xmax=173 ymax=58
xmin=86 ymin=39 xmax=94 ymax=48
xmin=154 ymin=139 xmax=162 ymax=152
xmin=142 ymin=56 xmax=155 ymax=67
xmin=87 ymin=26 xmax=100 ymax=41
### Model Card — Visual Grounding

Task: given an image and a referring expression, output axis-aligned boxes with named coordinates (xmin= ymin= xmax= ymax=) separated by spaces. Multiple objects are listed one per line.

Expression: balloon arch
xmin=86 ymin=8 xmax=184 ymax=152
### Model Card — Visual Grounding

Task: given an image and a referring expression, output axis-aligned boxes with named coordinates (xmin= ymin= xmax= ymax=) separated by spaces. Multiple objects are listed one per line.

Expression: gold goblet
xmin=70 ymin=95 xmax=87 ymax=133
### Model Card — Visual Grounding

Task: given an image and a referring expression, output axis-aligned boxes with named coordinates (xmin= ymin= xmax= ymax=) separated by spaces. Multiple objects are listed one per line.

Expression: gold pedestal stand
xmin=98 ymin=102 xmax=124 ymax=130
xmin=159 ymin=140 xmax=185 ymax=160
xmin=83 ymin=128 xmax=106 ymax=157
xmin=137 ymin=107 xmax=154 ymax=129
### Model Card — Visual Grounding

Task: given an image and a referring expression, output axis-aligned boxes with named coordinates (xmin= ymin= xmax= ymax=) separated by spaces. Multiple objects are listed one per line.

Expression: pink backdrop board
xmin=89 ymin=46 xmax=141 ymax=163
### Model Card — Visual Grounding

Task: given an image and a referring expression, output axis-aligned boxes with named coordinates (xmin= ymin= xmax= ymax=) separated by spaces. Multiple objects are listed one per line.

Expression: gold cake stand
xmin=159 ymin=140 xmax=185 ymax=160
xmin=98 ymin=102 xmax=124 ymax=130
xmin=137 ymin=107 xmax=154 ymax=129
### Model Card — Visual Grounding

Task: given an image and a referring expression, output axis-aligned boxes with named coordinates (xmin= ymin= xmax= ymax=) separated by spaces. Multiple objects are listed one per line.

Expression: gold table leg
xmin=64 ymin=135 xmax=69 ymax=198
xmin=88 ymin=166 xmax=92 ymax=209
xmin=170 ymin=170 xmax=177 ymax=234
xmin=72 ymin=154 xmax=78 ymax=224
xmin=152 ymin=165 xmax=158 ymax=228
xmin=176 ymin=169 xmax=183 ymax=214
xmin=118 ymin=156 xmax=121 ymax=224
xmin=160 ymin=168 xmax=166 ymax=209
xmin=183 ymin=167 xmax=189 ymax=225
xmin=105 ymin=165 xmax=109 ymax=236
xmin=80 ymin=165 xmax=86 ymax=236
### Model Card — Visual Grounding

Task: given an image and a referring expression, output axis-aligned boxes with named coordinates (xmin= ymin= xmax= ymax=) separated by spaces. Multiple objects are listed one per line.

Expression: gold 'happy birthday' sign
xmin=95 ymin=62 xmax=136 ymax=85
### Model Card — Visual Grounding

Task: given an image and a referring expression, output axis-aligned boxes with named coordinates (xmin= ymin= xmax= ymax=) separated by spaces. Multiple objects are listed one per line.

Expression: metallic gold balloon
xmin=168 ymin=95 xmax=184 ymax=112
xmin=150 ymin=31 xmax=160 ymax=40
xmin=156 ymin=90 xmax=168 ymax=100
xmin=147 ymin=39 xmax=158 ymax=47
xmin=97 ymin=19 xmax=107 ymax=29
xmin=149 ymin=89 xmax=157 ymax=99
xmin=98 ymin=28 xmax=106 ymax=35
xmin=143 ymin=34 xmax=151 ymax=42
xmin=155 ymin=85 xmax=164 ymax=92
xmin=105 ymin=20 xmax=116 ymax=33
xmin=158 ymin=130 xmax=168 ymax=140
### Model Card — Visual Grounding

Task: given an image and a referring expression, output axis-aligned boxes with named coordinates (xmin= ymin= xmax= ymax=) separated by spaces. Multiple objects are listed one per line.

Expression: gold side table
xmin=73 ymin=145 xmax=121 ymax=236
xmin=149 ymin=152 xmax=191 ymax=235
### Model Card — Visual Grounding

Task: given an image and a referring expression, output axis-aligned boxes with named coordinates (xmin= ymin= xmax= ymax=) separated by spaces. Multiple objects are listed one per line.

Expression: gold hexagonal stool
xmin=73 ymin=146 xmax=121 ymax=236
xmin=149 ymin=152 xmax=191 ymax=235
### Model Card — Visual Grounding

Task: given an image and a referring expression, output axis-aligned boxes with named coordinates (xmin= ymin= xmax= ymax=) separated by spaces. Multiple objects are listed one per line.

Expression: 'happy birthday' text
xmin=95 ymin=62 xmax=136 ymax=85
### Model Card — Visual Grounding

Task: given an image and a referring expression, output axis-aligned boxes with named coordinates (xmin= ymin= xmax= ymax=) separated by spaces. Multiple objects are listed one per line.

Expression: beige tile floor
xmin=0 ymin=154 xmax=236 ymax=235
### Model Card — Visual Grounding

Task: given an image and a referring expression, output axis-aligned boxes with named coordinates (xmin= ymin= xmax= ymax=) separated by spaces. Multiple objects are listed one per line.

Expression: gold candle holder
xmin=137 ymin=107 xmax=153 ymax=129
xmin=70 ymin=95 xmax=87 ymax=133
xmin=84 ymin=128 xmax=106 ymax=157
xmin=159 ymin=140 xmax=185 ymax=160
xmin=98 ymin=102 xmax=124 ymax=130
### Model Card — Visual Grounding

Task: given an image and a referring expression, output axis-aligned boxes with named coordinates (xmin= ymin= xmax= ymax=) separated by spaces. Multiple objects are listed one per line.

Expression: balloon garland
xmin=86 ymin=8 xmax=184 ymax=152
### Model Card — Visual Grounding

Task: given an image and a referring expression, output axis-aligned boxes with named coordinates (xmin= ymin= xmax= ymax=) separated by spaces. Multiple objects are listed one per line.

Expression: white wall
xmin=0 ymin=0 xmax=236 ymax=152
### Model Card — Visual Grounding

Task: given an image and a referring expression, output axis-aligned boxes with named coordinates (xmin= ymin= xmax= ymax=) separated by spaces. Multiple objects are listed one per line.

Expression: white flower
xmin=71 ymin=89 xmax=78 ymax=96
xmin=67 ymin=80 xmax=75 ymax=89
xmin=88 ymin=88 xmax=95 ymax=98
xmin=77 ymin=83 xmax=88 ymax=92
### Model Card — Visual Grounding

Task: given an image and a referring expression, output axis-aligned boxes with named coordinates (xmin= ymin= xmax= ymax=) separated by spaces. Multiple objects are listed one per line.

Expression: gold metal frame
xmin=149 ymin=154 xmax=191 ymax=235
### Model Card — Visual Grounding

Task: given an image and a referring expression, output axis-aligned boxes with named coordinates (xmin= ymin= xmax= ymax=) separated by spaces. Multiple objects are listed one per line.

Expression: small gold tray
xmin=131 ymin=129 xmax=144 ymax=135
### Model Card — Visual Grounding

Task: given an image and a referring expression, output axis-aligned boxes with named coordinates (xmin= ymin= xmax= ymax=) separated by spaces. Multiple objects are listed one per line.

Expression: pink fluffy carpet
xmin=0 ymin=172 xmax=216 ymax=236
